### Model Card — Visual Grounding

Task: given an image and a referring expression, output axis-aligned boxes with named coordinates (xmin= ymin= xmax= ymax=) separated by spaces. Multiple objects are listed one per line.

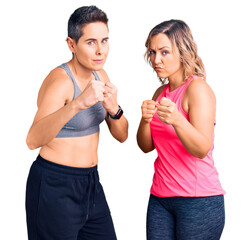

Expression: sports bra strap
xmin=92 ymin=70 xmax=101 ymax=81
xmin=58 ymin=63 xmax=100 ymax=82
xmin=58 ymin=63 xmax=78 ymax=89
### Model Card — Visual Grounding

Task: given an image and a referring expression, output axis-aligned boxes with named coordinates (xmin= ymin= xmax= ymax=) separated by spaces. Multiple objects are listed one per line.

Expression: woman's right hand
xmin=141 ymin=100 xmax=158 ymax=123
xmin=76 ymin=80 xmax=106 ymax=109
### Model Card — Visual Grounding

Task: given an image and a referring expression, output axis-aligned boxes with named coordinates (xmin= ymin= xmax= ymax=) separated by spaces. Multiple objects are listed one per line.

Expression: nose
xmin=96 ymin=43 xmax=103 ymax=55
xmin=153 ymin=52 xmax=162 ymax=65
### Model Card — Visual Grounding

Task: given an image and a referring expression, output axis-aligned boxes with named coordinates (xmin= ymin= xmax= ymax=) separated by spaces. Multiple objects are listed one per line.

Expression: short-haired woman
xmin=26 ymin=6 xmax=128 ymax=240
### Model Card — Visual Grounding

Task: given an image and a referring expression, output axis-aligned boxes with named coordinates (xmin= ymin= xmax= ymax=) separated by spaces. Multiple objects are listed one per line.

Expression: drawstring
xmin=93 ymin=171 xmax=100 ymax=208
xmin=86 ymin=170 xmax=99 ymax=220
xmin=86 ymin=171 xmax=93 ymax=220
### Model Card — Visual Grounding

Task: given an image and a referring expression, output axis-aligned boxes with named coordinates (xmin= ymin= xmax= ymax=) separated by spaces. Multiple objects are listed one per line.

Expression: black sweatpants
xmin=26 ymin=155 xmax=117 ymax=240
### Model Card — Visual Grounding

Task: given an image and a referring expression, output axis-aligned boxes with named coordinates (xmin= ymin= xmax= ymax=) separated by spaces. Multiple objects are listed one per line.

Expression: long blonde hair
xmin=145 ymin=20 xmax=206 ymax=83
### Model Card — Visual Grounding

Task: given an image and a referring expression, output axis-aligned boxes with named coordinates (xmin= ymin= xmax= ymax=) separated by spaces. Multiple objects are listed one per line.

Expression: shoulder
xmin=43 ymin=67 xmax=73 ymax=88
xmin=186 ymin=76 xmax=212 ymax=90
xmin=37 ymin=66 xmax=74 ymax=106
xmin=95 ymin=69 xmax=110 ymax=83
xmin=152 ymin=84 xmax=167 ymax=101
xmin=185 ymin=77 xmax=216 ymax=106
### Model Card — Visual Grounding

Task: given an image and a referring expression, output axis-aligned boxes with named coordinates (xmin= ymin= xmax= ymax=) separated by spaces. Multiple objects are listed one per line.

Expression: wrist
xmin=172 ymin=112 xmax=186 ymax=128
xmin=141 ymin=118 xmax=151 ymax=125
xmin=72 ymin=98 xmax=85 ymax=112
xmin=107 ymin=105 xmax=123 ymax=120
xmin=108 ymin=105 xmax=120 ymax=115
xmin=73 ymin=95 xmax=93 ymax=111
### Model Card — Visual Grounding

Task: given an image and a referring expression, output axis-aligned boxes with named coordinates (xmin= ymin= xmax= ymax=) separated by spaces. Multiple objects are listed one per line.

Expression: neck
xmin=168 ymin=68 xmax=184 ymax=92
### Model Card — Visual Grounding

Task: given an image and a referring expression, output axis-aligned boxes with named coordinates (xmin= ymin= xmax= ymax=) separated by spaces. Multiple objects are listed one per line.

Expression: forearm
xmin=173 ymin=116 xmax=212 ymax=159
xmin=106 ymin=115 xmax=128 ymax=142
xmin=137 ymin=118 xmax=155 ymax=153
xmin=26 ymin=101 xmax=80 ymax=150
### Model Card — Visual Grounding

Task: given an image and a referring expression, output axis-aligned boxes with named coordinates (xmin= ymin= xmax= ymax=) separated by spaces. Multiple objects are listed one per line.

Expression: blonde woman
xmin=137 ymin=20 xmax=225 ymax=239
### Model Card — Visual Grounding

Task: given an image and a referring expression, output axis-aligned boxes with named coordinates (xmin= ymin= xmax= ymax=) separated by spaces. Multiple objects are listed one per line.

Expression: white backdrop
xmin=1 ymin=0 xmax=251 ymax=239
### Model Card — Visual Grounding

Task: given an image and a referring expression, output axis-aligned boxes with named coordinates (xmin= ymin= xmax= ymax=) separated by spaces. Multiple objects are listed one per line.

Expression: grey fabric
xmin=56 ymin=63 xmax=106 ymax=138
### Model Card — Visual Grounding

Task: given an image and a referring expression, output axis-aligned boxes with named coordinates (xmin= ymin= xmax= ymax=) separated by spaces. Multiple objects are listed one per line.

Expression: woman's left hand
xmin=157 ymin=97 xmax=181 ymax=125
xmin=102 ymin=82 xmax=119 ymax=115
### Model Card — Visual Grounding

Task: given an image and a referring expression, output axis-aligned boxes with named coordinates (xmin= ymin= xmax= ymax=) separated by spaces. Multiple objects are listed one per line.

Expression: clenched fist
xmin=157 ymin=97 xmax=180 ymax=125
xmin=141 ymin=100 xmax=158 ymax=123
xmin=76 ymin=80 xmax=106 ymax=109
xmin=102 ymin=82 xmax=119 ymax=115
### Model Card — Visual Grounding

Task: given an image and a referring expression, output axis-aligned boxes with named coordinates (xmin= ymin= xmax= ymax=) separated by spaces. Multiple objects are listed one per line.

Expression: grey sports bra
xmin=56 ymin=63 xmax=106 ymax=138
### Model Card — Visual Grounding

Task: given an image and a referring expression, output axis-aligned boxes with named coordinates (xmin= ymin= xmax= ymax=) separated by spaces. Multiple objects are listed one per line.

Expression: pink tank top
xmin=150 ymin=76 xmax=225 ymax=197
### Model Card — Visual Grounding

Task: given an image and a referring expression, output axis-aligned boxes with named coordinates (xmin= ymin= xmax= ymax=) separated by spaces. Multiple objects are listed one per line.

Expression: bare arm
xmin=98 ymin=69 xmax=128 ymax=143
xmin=105 ymin=114 xmax=128 ymax=143
xmin=157 ymin=78 xmax=215 ymax=158
xmin=26 ymin=68 xmax=106 ymax=150
xmin=136 ymin=85 xmax=165 ymax=153
xmin=137 ymin=117 xmax=155 ymax=153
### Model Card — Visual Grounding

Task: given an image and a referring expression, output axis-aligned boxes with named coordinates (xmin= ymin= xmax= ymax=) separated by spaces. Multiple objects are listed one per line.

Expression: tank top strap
xmin=183 ymin=75 xmax=197 ymax=88
xmin=175 ymin=75 xmax=198 ymax=99
xmin=186 ymin=75 xmax=198 ymax=84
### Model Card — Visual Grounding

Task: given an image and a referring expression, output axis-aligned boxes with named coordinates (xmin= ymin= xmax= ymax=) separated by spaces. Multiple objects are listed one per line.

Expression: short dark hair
xmin=68 ymin=6 xmax=108 ymax=43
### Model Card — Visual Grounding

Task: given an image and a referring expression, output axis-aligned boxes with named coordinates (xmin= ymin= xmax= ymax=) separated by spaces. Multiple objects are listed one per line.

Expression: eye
xmin=101 ymin=39 xmax=108 ymax=44
xmin=88 ymin=41 xmax=94 ymax=45
xmin=149 ymin=50 xmax=155 ymax=55
xmin=162 ymin=50 xmax=169 ymax=55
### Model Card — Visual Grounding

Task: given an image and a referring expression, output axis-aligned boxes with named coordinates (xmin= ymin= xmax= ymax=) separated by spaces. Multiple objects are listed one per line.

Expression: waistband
xmin=35 ymin=154 xmax=98 ymax=176
xmin=35 ymin=154 xmax=99 ymax=220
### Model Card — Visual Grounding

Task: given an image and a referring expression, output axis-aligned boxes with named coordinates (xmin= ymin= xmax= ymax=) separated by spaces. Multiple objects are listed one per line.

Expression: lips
xmin=93 ymin=59 xmax=103 ymax=64
xmin=154 ymin=66 xmax=163 ymax=71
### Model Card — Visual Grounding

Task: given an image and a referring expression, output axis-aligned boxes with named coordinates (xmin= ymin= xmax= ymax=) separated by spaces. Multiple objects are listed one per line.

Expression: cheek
xmin=79 ymin=47 xmax=94 ymax=59
xmin=149 ymin=56 xmax=154 ymax=65
xmin=172 ymin=54 xmax=182 ymax=68
xmin=104 ymin=45 xmax=109 ymax=55
xmin=174 ymin=60 xmax=182 ymax=71
xmin=165 ymin=56 xmax=181 ymax=70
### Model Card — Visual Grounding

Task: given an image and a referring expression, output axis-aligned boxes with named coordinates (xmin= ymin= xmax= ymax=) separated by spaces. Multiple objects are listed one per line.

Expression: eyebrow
xmin=85 ymin=37 xmax=109 ymax=42
xmin=159 ymin=46 xmax=170 ymax=50
xmin=85 ymin=38 xmax=96 ymax=42
xmin=149 ymin=46 xmax=170 ymax=51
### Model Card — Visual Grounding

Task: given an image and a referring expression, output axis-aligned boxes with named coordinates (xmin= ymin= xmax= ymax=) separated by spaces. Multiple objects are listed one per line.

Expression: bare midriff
xmin=39 ymin=132 xmax=99 ymax=168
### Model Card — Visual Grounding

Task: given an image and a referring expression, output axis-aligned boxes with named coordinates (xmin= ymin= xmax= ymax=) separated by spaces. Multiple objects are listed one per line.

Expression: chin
xmin=156 ymin=72 xmax=168 ymax=79
xmin=91 ymin=65 xmax=105 ymax=72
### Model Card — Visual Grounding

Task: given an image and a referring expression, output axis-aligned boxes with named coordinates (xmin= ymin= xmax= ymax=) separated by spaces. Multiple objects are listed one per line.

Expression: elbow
xmin=117 ymin=132 xmax=128 ymax=143
xmin=190 ymin=138 xmax=212 ymax=159
xmin=117 ymin=125 xmax=128 ymax=143
xmin=196 ymin=152 xmax=208 ymax=159
xmin=26 ymin=142 xmax=37 ymax=150
xmin=26 ymin=134 xmax=38 ymax=150
xmin=119 ymin=138 xmax=127 ymax=143
xmin=137 ymin=140 xmax=154 ymax=153
xmin=141 ymin=148 xmax=152 ymax=154
xmin=139 ymin=145 xmax=154 ymax=153
xmin=192 ymin=146 xmax=211 ymax=159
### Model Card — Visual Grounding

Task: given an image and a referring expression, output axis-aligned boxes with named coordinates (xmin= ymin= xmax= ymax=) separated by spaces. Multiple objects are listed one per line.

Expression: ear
xmin=66 ymin=37 xmax=76 ymax=54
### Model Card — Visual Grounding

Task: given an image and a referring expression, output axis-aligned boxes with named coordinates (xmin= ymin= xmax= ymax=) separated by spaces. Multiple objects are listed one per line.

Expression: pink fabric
xmin=150 ymin=76 xmax=225 ymax=197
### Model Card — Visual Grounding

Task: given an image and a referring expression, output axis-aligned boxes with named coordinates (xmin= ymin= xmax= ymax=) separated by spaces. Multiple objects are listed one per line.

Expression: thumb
xmin=159 ymin=97 xmax=172 ymax=106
